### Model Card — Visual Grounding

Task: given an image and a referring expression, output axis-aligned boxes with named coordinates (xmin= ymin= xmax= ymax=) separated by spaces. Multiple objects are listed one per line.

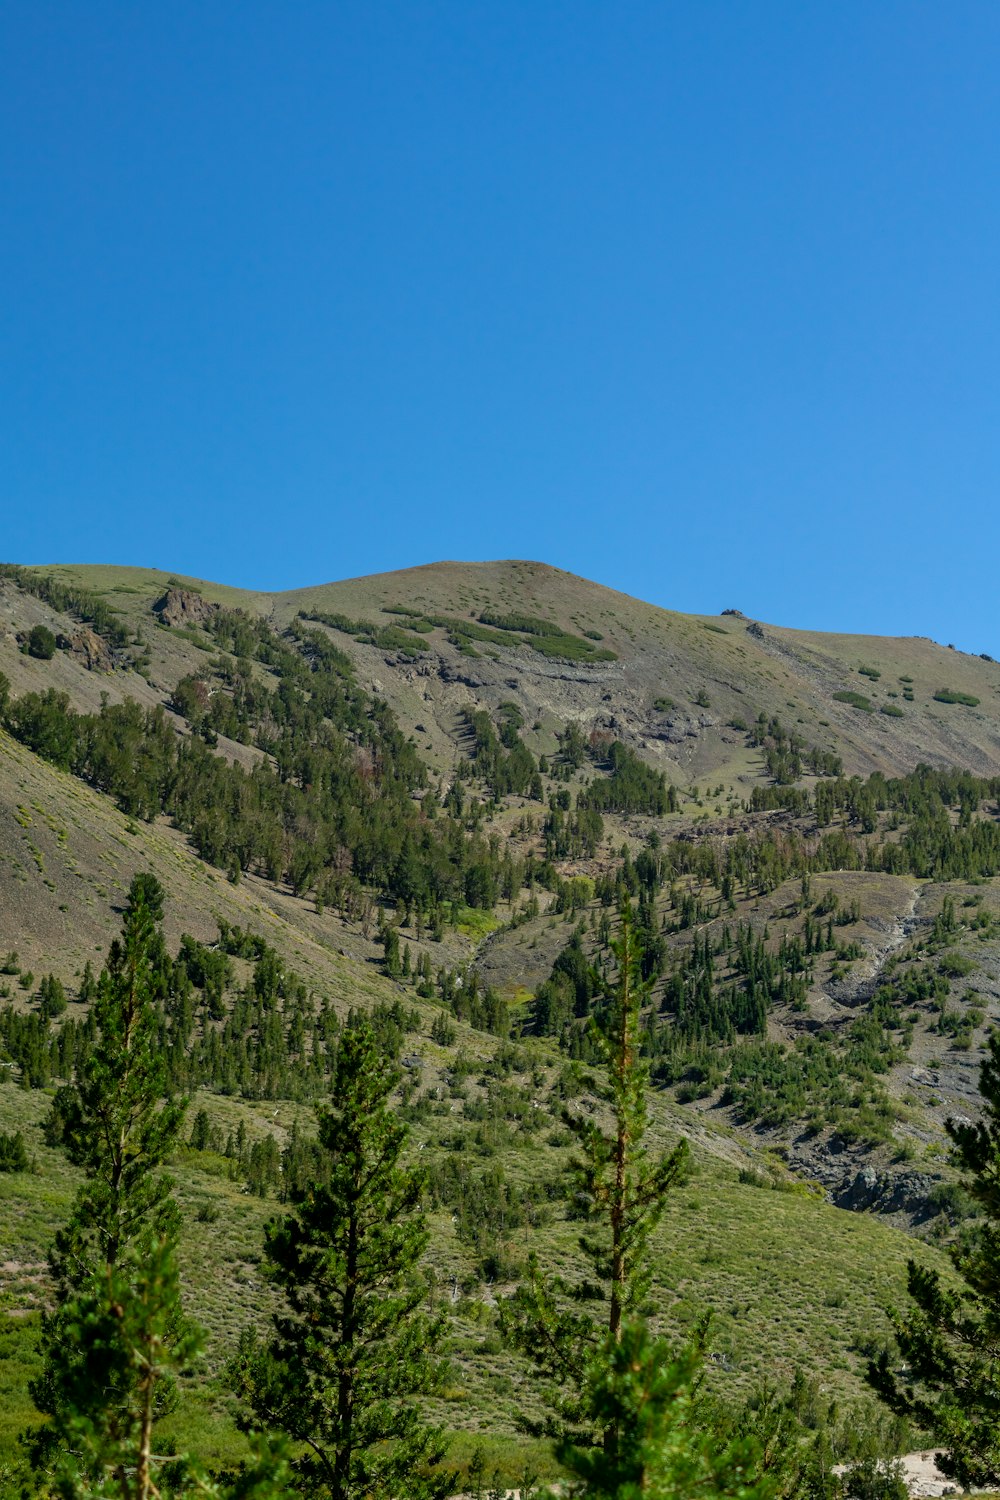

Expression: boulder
xmin=837 ymin=1166 xmax=879 ymax=1210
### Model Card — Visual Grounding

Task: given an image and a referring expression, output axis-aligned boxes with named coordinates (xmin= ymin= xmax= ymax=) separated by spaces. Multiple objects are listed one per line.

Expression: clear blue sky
xmin=3 ymin=4 xmax=999 ymax=650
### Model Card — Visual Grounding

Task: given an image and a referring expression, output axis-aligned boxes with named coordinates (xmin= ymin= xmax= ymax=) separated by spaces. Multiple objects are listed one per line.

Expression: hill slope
xmin=24 ymin=558 xmax=1000 ymax=783
xmin=1 ymin=556 xmax=999 ymax=1478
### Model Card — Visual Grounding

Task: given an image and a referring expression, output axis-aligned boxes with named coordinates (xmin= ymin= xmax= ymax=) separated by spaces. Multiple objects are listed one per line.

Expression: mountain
xmin=15 ymin=559 xmax=1000 ymax=785
xmin=1 ymin=557 xmax=998 ymax=1479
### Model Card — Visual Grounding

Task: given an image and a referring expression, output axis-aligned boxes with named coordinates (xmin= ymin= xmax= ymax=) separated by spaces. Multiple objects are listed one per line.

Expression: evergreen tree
xmin=380 ymin=923 xmax=401 ymax=978
xmin=29 ymin=876 xmax=187 ymax=1483
xmin=501 ymin=901 xmax=689 ymax=1445
xmin=27 ymin=876 xmax=287 ymax=1498
xmin=553 ymin=1320 xmax=779 ymax=1500
xmin=869 ymin=1029 xmax=1000 ymax=1489
xmin=230 ymin=1014 xmax=451 ymax=1500
xmin=502 ymin=907 xmax=813 ymax=1496
xmin=0 ymin=1129 xmax=29 ymax=1172
xmin=27 ymin=623 xmax=57 ymax=659
xmin=60 ymin=1233 xmax=289 ymax=1498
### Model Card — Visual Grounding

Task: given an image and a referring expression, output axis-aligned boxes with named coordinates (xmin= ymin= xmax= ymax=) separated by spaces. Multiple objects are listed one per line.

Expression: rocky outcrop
xmin=153 ymin=589 xmax=218 ymax=630
xmin=776 ymin=1126 xmax=945 ymax=1227
xmin=648 ymin=711 xmax=716 ymax=745
xmin=55 ymin=628 xmax=116 ymax=672
xmin=835 ymin=1165 xmax=940 ymax=1219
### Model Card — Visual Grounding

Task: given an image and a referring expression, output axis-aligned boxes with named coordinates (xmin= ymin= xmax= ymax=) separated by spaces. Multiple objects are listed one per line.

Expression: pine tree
xmin=503 ymin=904 xmax=810 ymax=1496
xmin=47 ymin=1235 xmax=204 ymax=1498
xmin=29 ymin=875 xmax=188 ymax=1486
xmin=230 ymin=1014 xmax=452 ymax=1500
xmin=27 ymin=876 xmax=287 ymax=1499
xmin=501 ymin=900 xmax=689 ymax=1445
xmin=554 ymin=1321 xmax=779 ymax=1500
xmin=869 ymin=1029 xmax=1000 ymax=1489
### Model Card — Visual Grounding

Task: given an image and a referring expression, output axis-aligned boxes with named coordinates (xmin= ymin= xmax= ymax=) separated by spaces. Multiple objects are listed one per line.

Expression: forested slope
xmin=2 ymin=558 xmax=1000 ymax=1488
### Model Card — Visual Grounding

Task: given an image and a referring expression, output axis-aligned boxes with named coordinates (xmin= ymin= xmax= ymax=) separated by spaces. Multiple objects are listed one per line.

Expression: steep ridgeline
xmin=4 ymin=558 xmax=1000 ymax=788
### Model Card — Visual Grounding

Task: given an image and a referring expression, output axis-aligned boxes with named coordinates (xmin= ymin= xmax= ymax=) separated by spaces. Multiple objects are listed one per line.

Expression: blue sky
xmin=3 ymin=4 xmax=999 ymax=651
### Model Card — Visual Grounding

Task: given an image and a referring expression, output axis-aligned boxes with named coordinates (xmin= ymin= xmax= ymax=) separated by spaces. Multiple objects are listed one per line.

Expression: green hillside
xmin=2 ymin=557 xmax=1000 ymax=1489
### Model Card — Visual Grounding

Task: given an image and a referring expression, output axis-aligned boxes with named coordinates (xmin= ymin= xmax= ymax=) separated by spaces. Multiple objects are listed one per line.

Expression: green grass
xmin=299 ymin=609 xmax=429 ymax=656
xmin=349 ymin=605 xmax=618 ymax=663
xmin=476 ymin=609 xmax=565 ymax=638
xmin=454 ymin=905 xmax=503 ymax=939
xmin=0 ymin=1061 xmax=957 ymax=1481
xmin=38 ymin=564 xmax=259 ymax=612
xmin=163 ymin=625 xmax=215 ymax=651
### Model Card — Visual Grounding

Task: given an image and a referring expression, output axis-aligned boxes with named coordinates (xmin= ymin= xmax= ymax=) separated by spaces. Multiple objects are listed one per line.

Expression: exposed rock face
xmin=837 ymin=1166 xmax=880 ymax=1211
xmin=835 ymin=1165 xmax=939 ymax=1219
xmin=55 ymin=628 xmax=116 ymax=672
xmin=153 ymin=589 xmax=218 ymax=630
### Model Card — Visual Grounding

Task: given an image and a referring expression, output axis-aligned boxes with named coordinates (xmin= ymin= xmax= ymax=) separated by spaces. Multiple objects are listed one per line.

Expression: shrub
xmin=933 ymin=689 xmax=980 ymax=707
xmin=839 ymin=1457 xmax=908 ymax=1500
xmin=926 ymin=1180 xmax=976 ymax=1222
xmin=833 ymin=690 xmax=874 ymax=712
xmin=0 ymin=1130 xmax=29 ymax=1172
xmin=26 ymin=624 xmax=57 ymax=660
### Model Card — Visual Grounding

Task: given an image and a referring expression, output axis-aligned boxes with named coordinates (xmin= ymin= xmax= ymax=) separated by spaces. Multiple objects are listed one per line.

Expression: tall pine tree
xmin=501 ymin=901 xmax=689 ymax=1446
xmin=28 ymin=875 xmax=286 ymax=1499
xmin=230 ymin=1013 xmax=451 ymax=1500
xmin=553 ymin=1321 xmax=780 ymax=1500
xmin=28 ymin=875 xmax=188 ymax=1485
xmin=503 ymin=903 xmax=806 ymax=1496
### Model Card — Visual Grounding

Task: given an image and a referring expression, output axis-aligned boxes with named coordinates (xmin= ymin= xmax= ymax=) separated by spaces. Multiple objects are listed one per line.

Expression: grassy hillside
xmin=0 ymin=1071 xmax=950 ymax=1476
xmin=26 ymin=557 xmax=1000 ymax=784
xmin=2 ymin=556 xmax=1000 ymax=1483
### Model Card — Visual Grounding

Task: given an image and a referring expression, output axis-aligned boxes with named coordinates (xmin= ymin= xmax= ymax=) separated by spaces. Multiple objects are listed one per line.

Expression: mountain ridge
xmin=19 ymin=558 xmax=1000 ymax=788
